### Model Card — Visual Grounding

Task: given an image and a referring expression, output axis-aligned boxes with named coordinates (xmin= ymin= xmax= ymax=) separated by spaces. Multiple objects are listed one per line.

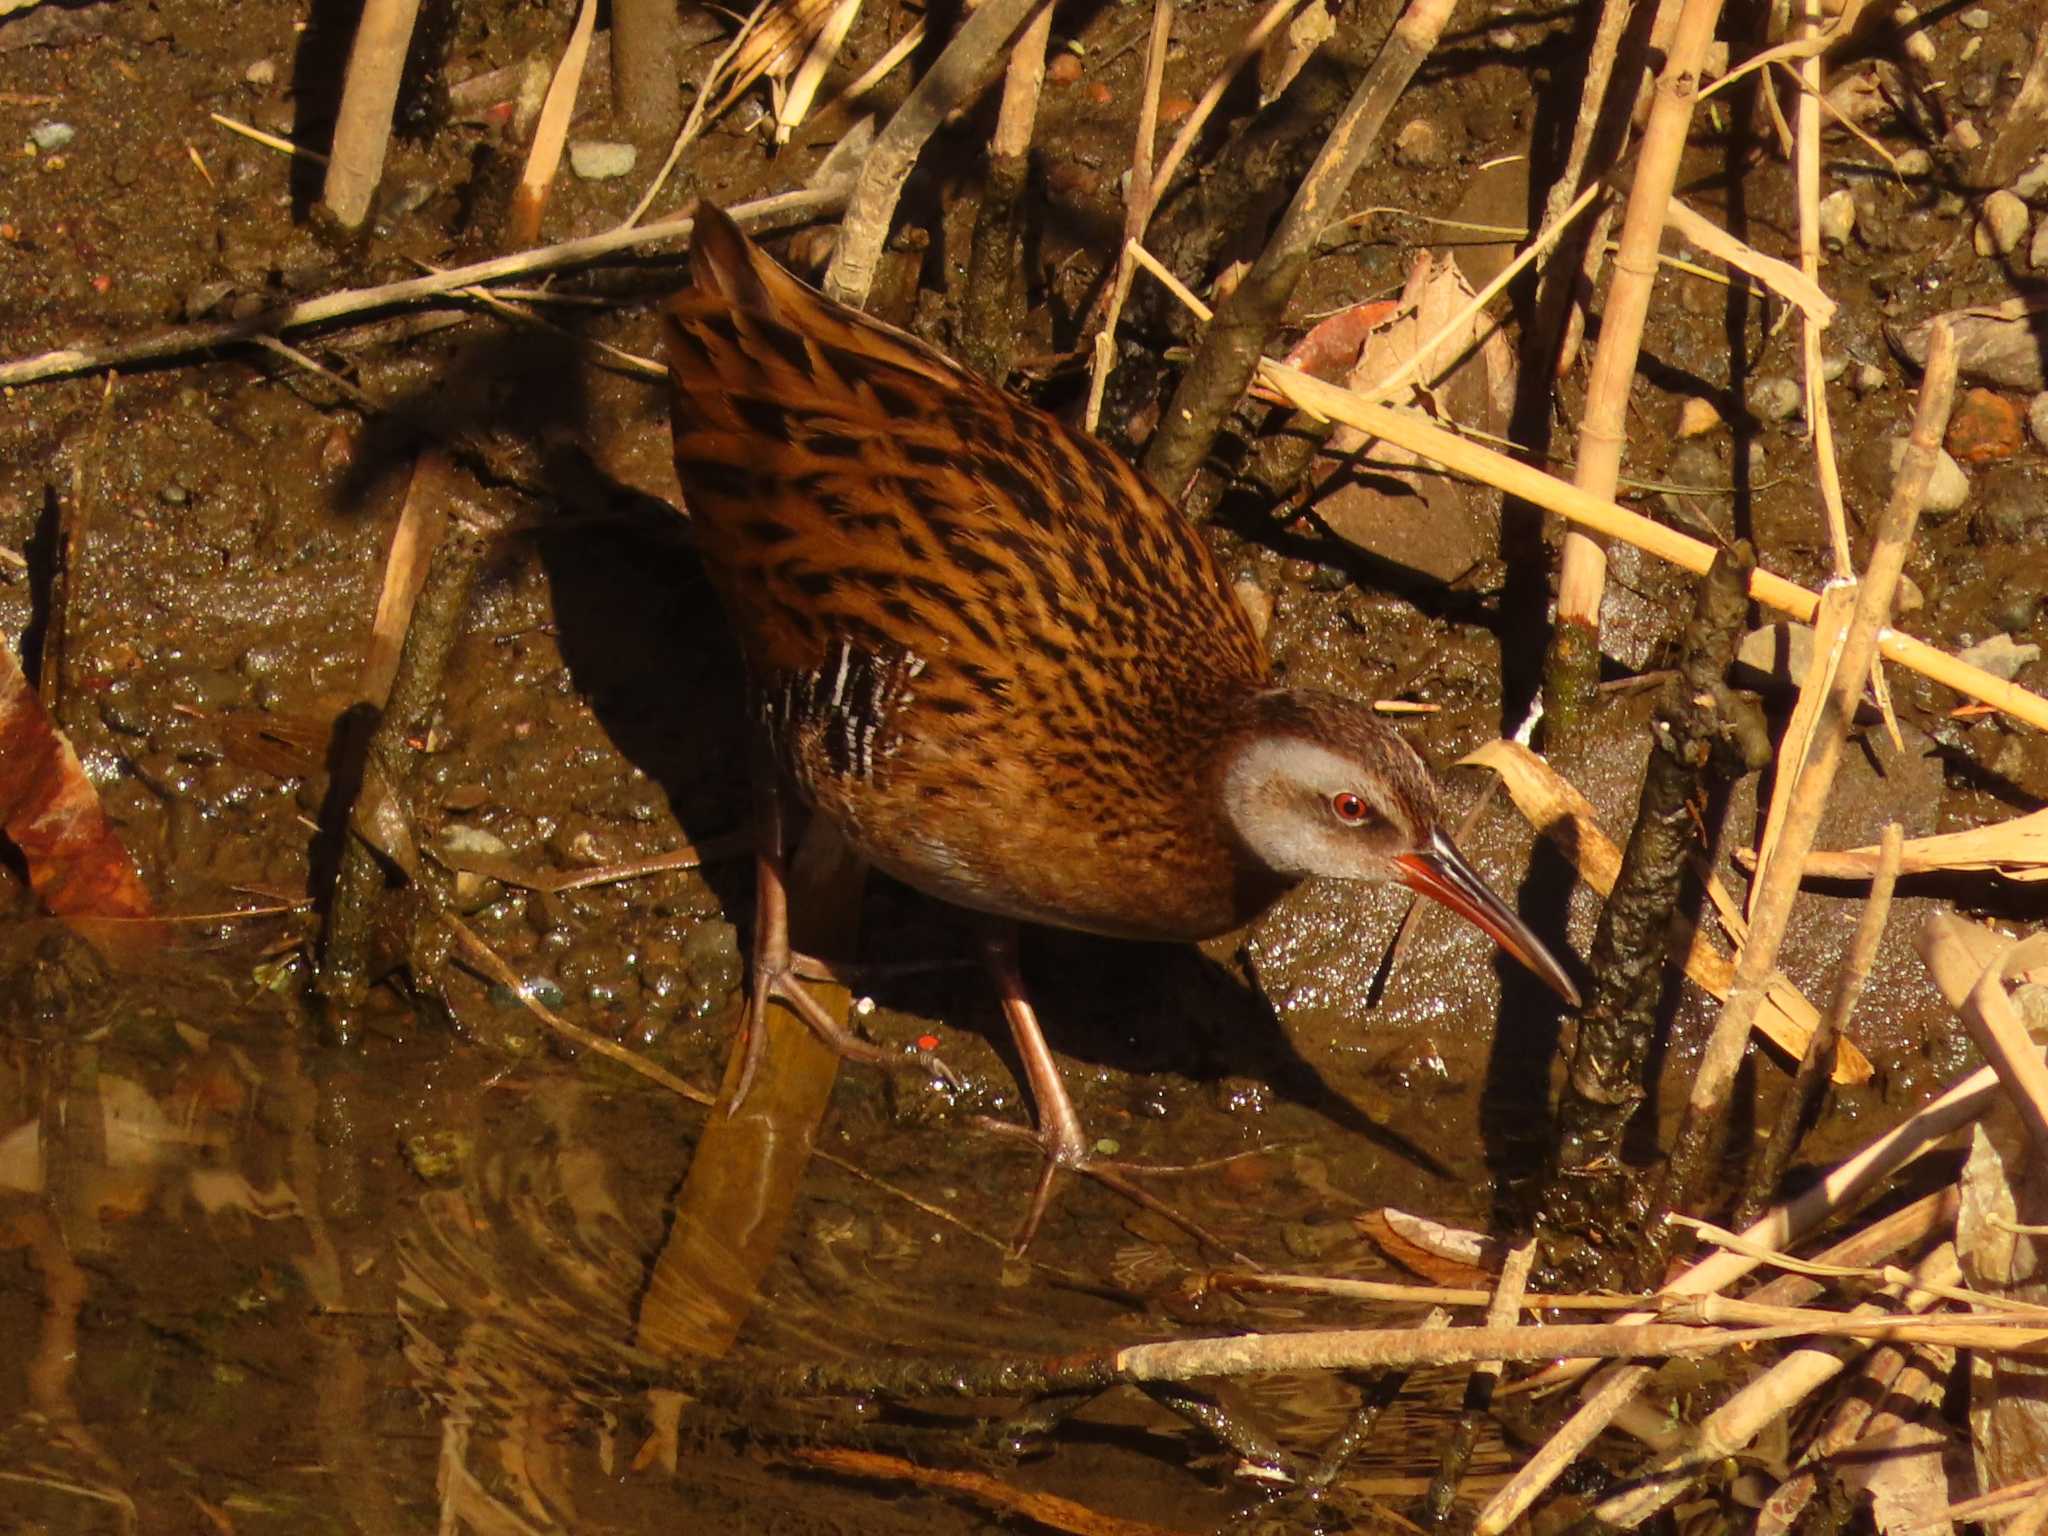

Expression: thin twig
xmin=0 ymin=186 xmax=849 ymax=389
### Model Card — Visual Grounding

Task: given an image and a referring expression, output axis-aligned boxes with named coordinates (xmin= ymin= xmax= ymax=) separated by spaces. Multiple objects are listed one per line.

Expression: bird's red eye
xmin=1331 ymin=792 xmax=1370 ymax=825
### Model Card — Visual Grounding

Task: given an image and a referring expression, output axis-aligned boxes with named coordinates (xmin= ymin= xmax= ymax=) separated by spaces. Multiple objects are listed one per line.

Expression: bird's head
xmin=1218 ymin=690 xmax=1580 ymax=1006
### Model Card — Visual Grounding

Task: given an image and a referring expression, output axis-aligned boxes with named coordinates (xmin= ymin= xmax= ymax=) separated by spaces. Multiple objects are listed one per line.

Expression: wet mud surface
xmin=2 ymin=0 xmax=2047 ymax=1530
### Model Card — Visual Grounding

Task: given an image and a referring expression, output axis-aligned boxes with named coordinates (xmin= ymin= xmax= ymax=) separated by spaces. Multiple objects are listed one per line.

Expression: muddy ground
xmin=1 ymin=0 xmax=2045 ymax=1530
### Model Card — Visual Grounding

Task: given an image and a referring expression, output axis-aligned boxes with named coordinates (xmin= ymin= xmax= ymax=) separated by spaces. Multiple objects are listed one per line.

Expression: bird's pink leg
xmin=979 ymin=928 xmax=1239 ymax=1256
xmin=730 ymin=773 xmax=890 ymax=1110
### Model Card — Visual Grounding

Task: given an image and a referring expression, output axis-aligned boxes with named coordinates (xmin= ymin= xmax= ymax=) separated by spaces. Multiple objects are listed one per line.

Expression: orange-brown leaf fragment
xmin=0 ymin=643 xmax=153 ymax=922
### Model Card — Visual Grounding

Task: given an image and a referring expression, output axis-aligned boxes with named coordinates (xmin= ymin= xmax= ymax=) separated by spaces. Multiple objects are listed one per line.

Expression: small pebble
xmin=1820 ymin=352 xmax=1850 ymax=383
xmin=2014 ymin=152 xmax=2048 ymax=201
xmin=1676 ymin=397 xmax=1723 ymax=437
xmin=1950 ymin=118 xmax=1983 ymax=152
xmin=29 ymin=120 xmax=74 ymax=152
xmin=245 ymin=57 xmax=277 ymax=86
xmin=1047 ymin=51 xmax=1082 ymax=86
xmin=1817 ymin=187 xmax=1856 ymax=248
xmin=1975 ymin=189 xmax=2028 ymax=256
xmin=567 ymin=140 xmax=636 ymax=179
xmin=1960 ymin=6 xmax=1991 ymax=26
xmin=158 ymin=482 xmax=189 ymax=506
xmin=1158 ymin=94 xmax=1195 ymax=125
xmin=1393 ymin=117 xmax=1446 ymax=168
xmin=1946 ymin=388 xmax=2023 ymax=463
xmin=1853 ymin=362 xmax=1887 ymax=394
xmin=2028 ymin=391 xmax=2048 ymax=451
xmin=1895 ymin=3 xmax=1937 ymax=63
xmin=2032 ymin=216 xmax=2048 ymax=271
xmin=1895 ymin=147 xmax=1935 ymax=178
xmin=1955 ymin=634 xmax=2041 ymax=680
xmin=1890 ymin=436 xmax=1970 ymax=514
xmin=1748 ymin=376 xmax=1802 ymax=423
xmin=1894 ymin=573 xmax=1925 ymax=614
xmin=1087 ymin=81 xmax=1112 ymax=105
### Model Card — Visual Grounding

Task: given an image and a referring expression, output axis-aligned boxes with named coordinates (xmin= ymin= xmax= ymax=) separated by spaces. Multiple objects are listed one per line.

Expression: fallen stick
xmin=0 ymin=186 xmax=849 ymax=389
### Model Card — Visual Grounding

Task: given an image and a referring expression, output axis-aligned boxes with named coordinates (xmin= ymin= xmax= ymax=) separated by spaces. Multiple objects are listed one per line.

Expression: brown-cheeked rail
xmin=663 ymin=203 xmax=1580 ymax=1247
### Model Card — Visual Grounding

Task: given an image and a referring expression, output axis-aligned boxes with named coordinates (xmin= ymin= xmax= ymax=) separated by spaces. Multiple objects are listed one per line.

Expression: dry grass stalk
xmin=1080 ymin=0 xmax=1308 ymax=422
xmin=1917 ymin=919 xmax=2048 ymax=1162
xmin=1750 ymin=579 xmax=1855 ymax=920
xmin=1131 ymin=263 xmax=2048 ymax=730
xmin=1475 ymin=1190 xmax=1962 ymax=1533
xmin=1084 ymin=0 xmax=1176 ymax=432
xmin=1657 ymin=320 xmax=1957 ymax=1254
xmin=320 ymin=0 xmax=424 ymax=230
xmin=1768 ymin=807 xmax=2048 ymax=882
xmin=825 ymin=0 xmax=1046 ymax=306
xmin=1550 ymin=0 xmax=1728 ymax=696
xmin=1591 ymin=1245 xmax=1964 ymax=1530
xmin=1662 ymin=198 xmax=1834 ymax=325
xmin=1736 ymin=821 xmax=1904 ymax=1228
xmin=509 ymin=0 xmax=600 ymax=246
xmin=775 ymin=0 xmax=865 ymax=143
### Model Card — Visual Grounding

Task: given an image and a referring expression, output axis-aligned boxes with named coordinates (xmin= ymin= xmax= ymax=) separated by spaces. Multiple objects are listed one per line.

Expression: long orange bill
xmin=1394 ymin=829 xmax=1581 ymax=1007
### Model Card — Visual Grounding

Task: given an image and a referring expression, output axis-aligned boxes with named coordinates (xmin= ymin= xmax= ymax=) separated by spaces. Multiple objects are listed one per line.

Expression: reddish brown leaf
xmin=0 ymin=641 xmax=154 ymax=923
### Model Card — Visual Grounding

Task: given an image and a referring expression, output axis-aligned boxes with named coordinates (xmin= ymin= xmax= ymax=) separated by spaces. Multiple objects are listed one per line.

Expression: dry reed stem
xmin=1995 ymin=1475 xmax=2048 ymax=1536
xmin=1112 ymin=1309 xmax=2044 ymax=1387
xmin=362 ymin=452 xmax=451 ymax=709
xmin=320 ymin=0 xmax=424 ymax=229
xmin=1552 ymin=0 xmax=1727 ymax=644
xmin=1084 ymin=0 xmax=1176 ymax=430
xmin=1126 ymin=263 xmax=2048 ymax=732
xmin=824 ymin=0 xmax=1046 ymax=306
xmin=512 ymin=60 xmax=599 ymax=234
xmin=1474 ymin=1188 xmax=1962 ymax=1533
xmin=1220 ymin=1271 xmax=1642 ymax=1311
xmin=1796 ymin=0 xmax=1850 ymax=575
xmin=1736 ymin=821 xmax=1903 ymax=1228
xmin=1750 ymin=580 xmax=1855 ymax=920
xmin=1249 ymin=362 xmax=2048 ymax=729
xmin=1591 ymin=1245 xmax=1963 ymax=1530
xmin=0 ymin=186 xmax=849 ymax=388
xmin=1658 ymin=320 xmax=1957 ymax=1251
xmin=990 ymin=0 xmax=1054 ymax=161
xmin=1917 ymin=917 xmax=2048 ymax=1163
xmin=610 ymin=0 xmax=681 ymax=135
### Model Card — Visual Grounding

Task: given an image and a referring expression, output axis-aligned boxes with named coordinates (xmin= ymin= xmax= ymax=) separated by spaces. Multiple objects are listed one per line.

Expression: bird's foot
xmin=971 ymin=1115 xmax=1246 ymax=1259
xmin=731 ymin=959 xmax=958 ymax=1110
